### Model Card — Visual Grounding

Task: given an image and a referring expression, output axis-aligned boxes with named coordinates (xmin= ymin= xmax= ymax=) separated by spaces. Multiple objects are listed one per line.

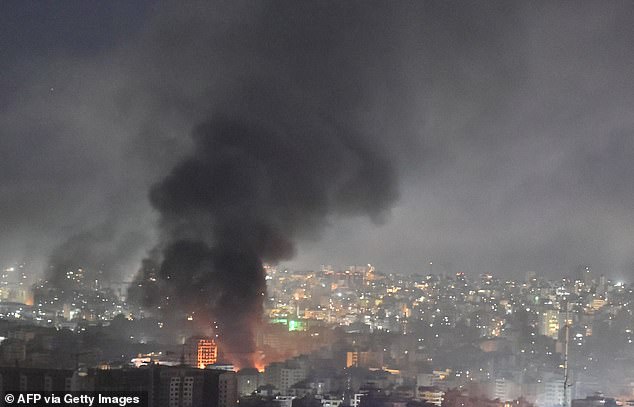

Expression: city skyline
xmin=1 ymin=2 xmax=634 ymax=405
xmin=0 ymin=260 xmax=631 ymax=405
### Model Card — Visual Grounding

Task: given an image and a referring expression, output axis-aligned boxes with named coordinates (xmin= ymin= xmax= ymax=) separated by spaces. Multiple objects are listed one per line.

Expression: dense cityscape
xmin=3 ymin=1 xmax=634 ymax=407
xmin=0 ymin=262 xmax=631 ymax=407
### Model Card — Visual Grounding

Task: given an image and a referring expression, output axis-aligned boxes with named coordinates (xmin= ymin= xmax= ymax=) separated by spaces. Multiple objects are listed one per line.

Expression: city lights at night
xmin=0 ymin=2 xmax=633 ymax=407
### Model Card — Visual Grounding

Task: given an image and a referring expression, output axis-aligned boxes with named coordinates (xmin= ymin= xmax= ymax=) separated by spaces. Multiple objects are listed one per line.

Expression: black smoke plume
xmin=131 ymin=84 xmax=399 ymax=366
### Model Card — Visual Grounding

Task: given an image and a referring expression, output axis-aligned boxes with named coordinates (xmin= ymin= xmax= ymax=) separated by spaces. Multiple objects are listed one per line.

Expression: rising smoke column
xmin=134 ymin=85 xmax=399 ymax=366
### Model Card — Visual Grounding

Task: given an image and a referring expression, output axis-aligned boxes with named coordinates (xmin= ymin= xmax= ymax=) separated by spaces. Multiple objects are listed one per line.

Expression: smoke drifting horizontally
xmin=131 ymin=87 xmax=399 ymax=366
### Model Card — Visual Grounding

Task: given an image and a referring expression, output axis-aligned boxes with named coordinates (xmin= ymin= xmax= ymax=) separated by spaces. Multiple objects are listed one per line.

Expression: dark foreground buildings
xmin=0 ymin=365 xmax=237 ymax=407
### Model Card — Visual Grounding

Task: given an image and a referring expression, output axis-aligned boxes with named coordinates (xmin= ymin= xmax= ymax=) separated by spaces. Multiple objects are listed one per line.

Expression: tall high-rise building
xmin=184 ymin=337 xmax=218 ymax=369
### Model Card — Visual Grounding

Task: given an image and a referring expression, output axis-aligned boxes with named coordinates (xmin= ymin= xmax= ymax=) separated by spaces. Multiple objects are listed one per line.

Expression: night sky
xmin=2 ymin=1 xmax=634 ymax=281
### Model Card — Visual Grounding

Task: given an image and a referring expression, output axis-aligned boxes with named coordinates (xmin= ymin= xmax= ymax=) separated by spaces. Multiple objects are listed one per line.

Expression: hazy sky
xmin=1 ymin=1 xmax=634 ymax=281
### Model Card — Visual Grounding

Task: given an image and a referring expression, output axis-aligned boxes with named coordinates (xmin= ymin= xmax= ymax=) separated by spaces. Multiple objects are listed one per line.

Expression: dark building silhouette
xmin=0 ymin=367 xmax=74 ymax=392
xmin=1 ymin=365 xmax=237 ymax=407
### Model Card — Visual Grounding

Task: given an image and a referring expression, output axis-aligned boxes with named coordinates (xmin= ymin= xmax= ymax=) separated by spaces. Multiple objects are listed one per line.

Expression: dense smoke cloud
xmin=132 ymin=83 xmax=398 ymax=364
xmin=2 ymin=0 xmax=634 ymax=296
xmin=122 ymin=1 xmax=412 ymax=364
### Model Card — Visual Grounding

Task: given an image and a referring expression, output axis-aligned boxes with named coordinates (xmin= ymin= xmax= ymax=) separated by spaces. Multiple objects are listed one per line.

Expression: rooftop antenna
xmin=563 ymin=302 xmax=571 ymax=407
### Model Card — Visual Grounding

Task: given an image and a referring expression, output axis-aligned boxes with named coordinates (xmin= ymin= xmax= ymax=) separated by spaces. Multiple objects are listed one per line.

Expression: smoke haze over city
xmin=2 ymin=2 xmax=634 ymax=406
xmin=1 ymin=2 xmax=634 ymax=280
